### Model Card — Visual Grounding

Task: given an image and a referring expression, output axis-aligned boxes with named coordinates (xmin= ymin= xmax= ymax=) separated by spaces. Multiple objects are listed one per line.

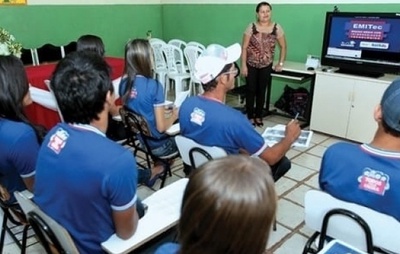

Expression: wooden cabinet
xmin=310 ymin=72 xmax=395 ymax=143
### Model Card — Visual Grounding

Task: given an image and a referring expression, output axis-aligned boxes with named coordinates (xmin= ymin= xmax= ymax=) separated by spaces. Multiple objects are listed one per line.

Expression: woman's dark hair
xmin=77 ymin=34 xmax=105 ymax=57
xmin=178 ymin=155 xmax=277 ymax=254
xmin=121 ymin=39 xmax=154 ymax=103
xmin=256 ymin=1 xmax=272 ymax=12
xmin=0 ymin=55 xmax=44 ymax=142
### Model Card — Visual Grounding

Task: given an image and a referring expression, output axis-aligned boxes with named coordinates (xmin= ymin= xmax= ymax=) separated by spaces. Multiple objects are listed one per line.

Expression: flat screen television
xmin=321 ymin=12 xmax=400 ymax=78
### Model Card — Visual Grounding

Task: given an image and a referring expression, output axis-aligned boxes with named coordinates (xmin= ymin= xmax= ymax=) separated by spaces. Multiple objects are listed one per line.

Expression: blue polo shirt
xmin=320 ymin=142 xmax=400 ymax=221
xmin=34 ymin=123 xmax=138 ymax=254
xmin=0 ymin=119 xmax=38 ymax=203
xmin=119 ymin=76 xmax=169 ymax=148
xmin=179 ymin=96 xmax=267 ymax=155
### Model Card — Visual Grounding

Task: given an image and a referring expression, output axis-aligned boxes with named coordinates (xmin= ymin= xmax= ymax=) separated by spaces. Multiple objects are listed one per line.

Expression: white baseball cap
xmin=194 ymin=43 xmax=241 ymax=84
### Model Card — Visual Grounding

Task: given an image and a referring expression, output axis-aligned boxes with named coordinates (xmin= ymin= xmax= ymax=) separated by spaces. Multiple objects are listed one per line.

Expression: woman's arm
xmin=154 ymin=106 xmax=178 ymax=133
xmin=241 ymin=33 xmax=251 ymax=77
xmin=274 ymin=31 xmax=287 ymax=72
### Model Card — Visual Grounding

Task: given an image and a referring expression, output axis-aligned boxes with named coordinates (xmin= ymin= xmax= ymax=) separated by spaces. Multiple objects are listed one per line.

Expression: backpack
xmin=274 ymin=85 xmax=309 ymax=117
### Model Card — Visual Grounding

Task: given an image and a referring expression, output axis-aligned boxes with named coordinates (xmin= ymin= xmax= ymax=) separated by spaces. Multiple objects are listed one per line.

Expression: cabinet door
xmin=310 ymin=73 xmax=353 ymax=138
xmin=346 ymin=80 xmax=389 ymax=143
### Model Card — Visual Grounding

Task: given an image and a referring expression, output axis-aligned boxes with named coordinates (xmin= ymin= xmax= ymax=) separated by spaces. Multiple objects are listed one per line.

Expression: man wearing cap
xmin=319 ymin=79 xmax=400 ymax=221
xmin=179 ymin=43 xmax=301 ymax=181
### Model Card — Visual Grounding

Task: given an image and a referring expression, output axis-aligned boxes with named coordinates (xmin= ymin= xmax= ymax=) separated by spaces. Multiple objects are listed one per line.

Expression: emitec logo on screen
xmin=345 ymin=20 xmax=390 ymax=50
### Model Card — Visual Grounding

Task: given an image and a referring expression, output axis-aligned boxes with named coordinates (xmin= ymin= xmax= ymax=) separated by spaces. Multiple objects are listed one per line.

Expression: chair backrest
xmin=175 ymin=135 xmax=227 ymax=169
xmin=304 ymin=189 xmax=400 ymax=253
xmin=184 ymin=45 xmax=202 ymax=81
xmin=162 ymin=44 xmax=186 ymax=74
xmin=168 ymin=39 xmax=187 ymax=50
xmin=14 ymin=191 xmax=79 ymax=254
xmin=149 ymin=39 xmax=167 ymax=71
xmin=36 ymin=44 xmax=63 ymax=64
xmin=44 ymin=79 xmax=64 ymax=122
xmin=187 ymin=41 xmax=205 ymax=51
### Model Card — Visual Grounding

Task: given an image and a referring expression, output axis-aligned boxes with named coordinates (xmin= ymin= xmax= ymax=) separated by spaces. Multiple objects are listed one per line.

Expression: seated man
xmin=34 ymin=51 xmax=139 ymax=253
xmin=179 ymin=43 xmax=301 ymax=180
xmin=319 ymin=79 xmax=400 ymax=221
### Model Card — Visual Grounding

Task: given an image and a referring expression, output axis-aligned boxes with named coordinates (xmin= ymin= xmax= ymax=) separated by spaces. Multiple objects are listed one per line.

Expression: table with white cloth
xmin=24 ymin=57 xmax=124 ymax=130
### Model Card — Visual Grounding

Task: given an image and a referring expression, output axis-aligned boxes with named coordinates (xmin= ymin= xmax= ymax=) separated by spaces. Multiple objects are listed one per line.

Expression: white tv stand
xmin=310 ymin=70 xmax=399 ymax=143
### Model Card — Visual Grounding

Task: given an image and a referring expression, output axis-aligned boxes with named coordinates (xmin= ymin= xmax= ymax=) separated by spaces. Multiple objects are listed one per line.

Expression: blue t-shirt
xmin=319 ymin=142 xmax=400 ymax=221
xmin=119 ymin=76 xmax=169 ymax=148
xmin=155 ymin=242 xmax=180 ymax=254
xmin=0 ymin=119 xmax=38 ymax=203
xmin=179 ymin=96 xmax=267 ymax=155
xmin=34 ymin=123 xmax=138 ymax=254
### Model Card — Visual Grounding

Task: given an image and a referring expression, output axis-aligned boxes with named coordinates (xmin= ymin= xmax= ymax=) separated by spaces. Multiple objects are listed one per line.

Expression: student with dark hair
xmin=77 ymin=34 xmax=105 ymax=57
xmin=179 ymin=43 xmax=300 ymax=181
xmin=0 ymin=55 xmax=40 ymax=203
xmin=156 ymin=155 xmax=277 ymax=254
xmin=34 ymin=51 xmax=139 ymax=254
xmin=242 ymin=1 xmax=287 ymax=127
xmin=120 ymin=39 xmax=178 ymax=186
xmin=320 ymin=79 xmax=400 ymax=221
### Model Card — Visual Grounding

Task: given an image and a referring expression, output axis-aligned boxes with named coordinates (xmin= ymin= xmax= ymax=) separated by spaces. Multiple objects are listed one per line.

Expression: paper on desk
xmin=262 ymin=124 xmax=313 ymax=148
xmin=174 ymin=90 xmax=190 ymax=108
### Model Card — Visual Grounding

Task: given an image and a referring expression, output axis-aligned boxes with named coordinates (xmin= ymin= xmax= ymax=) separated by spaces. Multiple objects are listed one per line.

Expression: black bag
xmin=274 ymin=85 xmax=309 ymax=117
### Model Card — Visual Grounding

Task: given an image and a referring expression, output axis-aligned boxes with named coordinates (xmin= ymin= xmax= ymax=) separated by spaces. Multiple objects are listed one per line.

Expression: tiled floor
xmin=2 ymin=94 xmax=349 ymax=253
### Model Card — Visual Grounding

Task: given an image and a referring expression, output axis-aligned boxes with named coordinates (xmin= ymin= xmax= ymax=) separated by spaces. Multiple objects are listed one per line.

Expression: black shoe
xmin=255 ymin=118 xmax=264 ymax=127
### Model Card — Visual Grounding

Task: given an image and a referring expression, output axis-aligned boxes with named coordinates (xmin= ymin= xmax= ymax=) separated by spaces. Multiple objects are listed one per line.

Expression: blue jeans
xmin=150 ymin=138 xmax=178 ymax=157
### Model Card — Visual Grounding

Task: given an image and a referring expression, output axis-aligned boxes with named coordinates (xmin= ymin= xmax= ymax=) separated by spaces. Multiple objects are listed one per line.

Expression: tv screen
xmin=321 ymin=12 xmax=400 ymax=77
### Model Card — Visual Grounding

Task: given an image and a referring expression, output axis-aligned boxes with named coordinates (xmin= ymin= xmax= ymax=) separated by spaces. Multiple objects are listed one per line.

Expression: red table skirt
xmin=25 ymin=57 xmax=125 ymax=130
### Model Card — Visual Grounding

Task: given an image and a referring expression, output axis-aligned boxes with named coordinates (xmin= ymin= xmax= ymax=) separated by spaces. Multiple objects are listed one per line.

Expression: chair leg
xmin=0 ymin=214 xmax=7 ymax=253
xmin=20 ymin=225 xmax=29 ymax=254
xmin=302 ymin=232 xmax=319 ymax=254
xmin=160 ymin=164 xmax=172 ymax=189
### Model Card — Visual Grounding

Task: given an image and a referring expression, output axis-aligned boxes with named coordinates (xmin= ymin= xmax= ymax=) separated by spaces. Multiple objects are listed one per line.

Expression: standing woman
xmin=120 ymin=39 xmax=178 ymax=184
xmin=0 ymin=55 xmax=42 ymax=203
xmin=242 ymin=1 xmax=287 ymax=127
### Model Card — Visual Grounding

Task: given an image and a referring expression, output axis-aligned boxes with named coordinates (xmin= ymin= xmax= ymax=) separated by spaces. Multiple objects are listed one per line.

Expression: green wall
xmin=162 ymin=3 xmax=400 ymax=62
xmin=162 ymin=3 xmax=400 ymax=102
xmin=0 ymin=5 xmax=162 ymax=57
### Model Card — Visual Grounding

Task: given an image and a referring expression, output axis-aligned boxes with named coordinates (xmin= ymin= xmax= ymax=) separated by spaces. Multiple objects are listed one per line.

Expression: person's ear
xmin=374 ymin=105 xmax=382 ymax=122
xmin=105 ymin=90 xmax=115 ymax=107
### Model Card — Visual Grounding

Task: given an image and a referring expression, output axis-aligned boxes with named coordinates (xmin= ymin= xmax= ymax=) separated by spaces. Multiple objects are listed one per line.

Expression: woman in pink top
xmin=241 ymin=2 xmax=287 ymax=127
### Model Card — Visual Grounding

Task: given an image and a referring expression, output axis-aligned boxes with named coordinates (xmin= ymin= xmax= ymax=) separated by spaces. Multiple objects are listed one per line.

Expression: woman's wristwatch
xmin=279 ymin=62 xmax=284 ymax=66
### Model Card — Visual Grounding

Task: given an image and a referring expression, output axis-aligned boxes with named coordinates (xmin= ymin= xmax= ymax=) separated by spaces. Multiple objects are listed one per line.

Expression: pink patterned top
xmin=244 ymin=22 xmax=284 ymax=68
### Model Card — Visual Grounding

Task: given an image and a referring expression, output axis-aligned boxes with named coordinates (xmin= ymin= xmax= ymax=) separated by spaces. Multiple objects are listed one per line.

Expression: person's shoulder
xmin=0 ymin=119 xmax=36 ymax=141
xmin=155 ymin=242 xmax=180 ymax=254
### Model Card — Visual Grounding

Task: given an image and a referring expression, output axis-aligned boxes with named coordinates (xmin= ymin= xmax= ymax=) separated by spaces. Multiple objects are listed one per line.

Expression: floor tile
xmin=137 ymin=185 xmax=156 ymax=200
xmin=276 ymin=199 xmax=304 ymax=230
xmin=286 ymin=149 xmax=301 ymax=159
xmin=275 ymin=177 xmax=298 ymax=197
xmin=291 ymin=153 xmax=322 ymax=171
xmin=273 ymin=233 xmax=308 ymax=254
xmin=306 ymin=145 xmax=327 ymax=158
xmin=267 ymin=224 xmax=291 ymax=249
xmin=310 ymin=132 xmax=331 ymax=144
xmin=299 ymin=223 xmax=316 ymax=238
xmin=285 ymin=163 xmax=315 ymax=182
xmin=319 ymin=136 xmax=347 ymax=147
xmin=284 ymin=184 xmax=312 ymax=207
xmin=304 ymin=173 xmax=319 ymax=189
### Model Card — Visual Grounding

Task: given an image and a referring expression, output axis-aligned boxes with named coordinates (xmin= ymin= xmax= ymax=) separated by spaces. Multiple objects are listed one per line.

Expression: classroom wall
xmin=0 ymin=4 xmax=162 ymax=56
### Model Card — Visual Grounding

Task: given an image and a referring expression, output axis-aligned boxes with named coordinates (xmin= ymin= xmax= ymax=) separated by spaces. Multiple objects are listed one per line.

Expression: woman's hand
xmin=241 ymin=64 xmax=248 ymax=77
xmin=273 ymin=64 xmax=283 ymax=72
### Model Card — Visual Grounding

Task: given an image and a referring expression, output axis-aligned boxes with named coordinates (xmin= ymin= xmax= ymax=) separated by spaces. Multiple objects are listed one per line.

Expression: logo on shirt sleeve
xmin=47 ymin=128 xmax=69 ymax=154
xmin=130 ymin=88 xmax=138 ymax=99
xmin=358 ymin=168 xmax=390 ymax=196
xmin=190 ymin=107 xmax=205 ymax=126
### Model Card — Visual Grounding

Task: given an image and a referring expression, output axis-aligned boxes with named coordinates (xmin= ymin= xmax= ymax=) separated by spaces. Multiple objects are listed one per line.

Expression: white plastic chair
xmin=168 ymin=39 xmax=187 ymax=51
xmin=149 ymin=39 xmax=168 ymax=96
xmin=303 ymin=189 xmax=400 ymax=254
xmin=184 ymin=45 xmax=204 ymax=95
xmin=175 ymin=135 xmax=227 ymax=169
xmin=187 ymin=41 xmax=206 ymax=52
xmin=162 ymin=44 xmax=190 ymax=101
